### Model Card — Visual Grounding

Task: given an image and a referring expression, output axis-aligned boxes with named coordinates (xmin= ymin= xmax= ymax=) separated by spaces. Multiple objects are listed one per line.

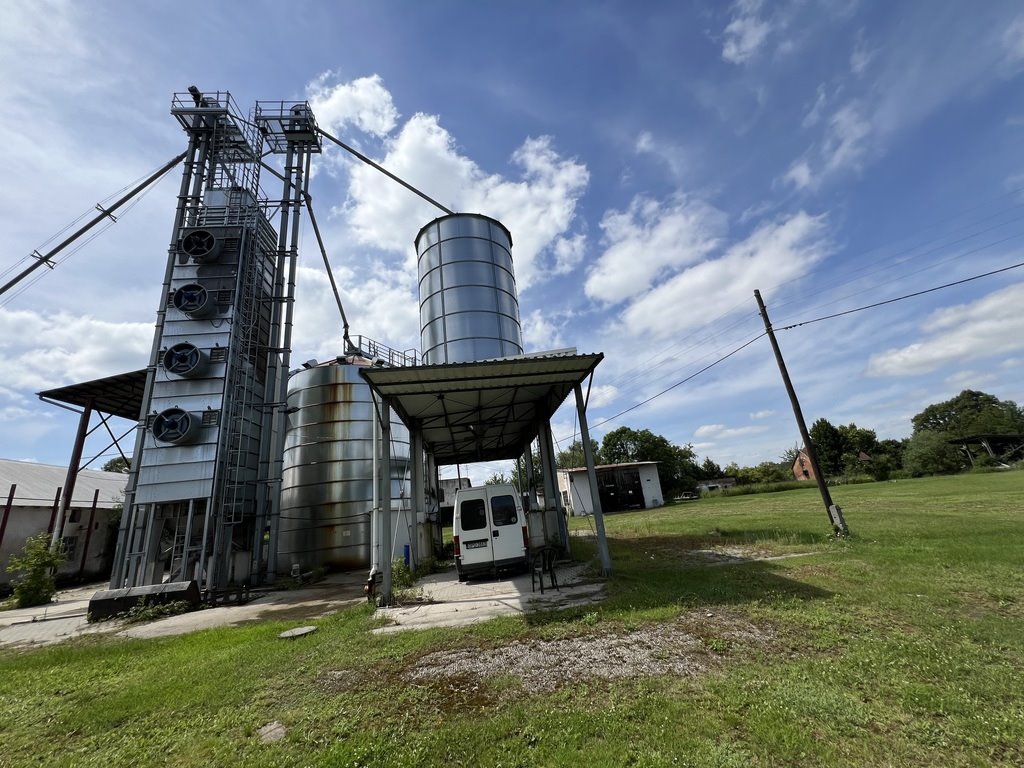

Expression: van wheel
xmin=457 ymin=569 xmax=467 ymax=583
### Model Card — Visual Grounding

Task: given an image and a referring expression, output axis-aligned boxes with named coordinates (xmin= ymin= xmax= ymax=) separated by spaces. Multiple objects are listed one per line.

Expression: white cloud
xmin=694 ymin=423 xmax=769 ymax=439
xmin=585 ymin=195 xmax=726 ymax=304
xmin=750 ymin=409 xmax=775 ymax=419
xmin=1004 ymin=15 xmax=1024 ymax=64
xmin=850 ymin=34 xmax=876 ymax=75
xmin=520 ymin=309 xmax=564 ymax=352
xmin=0 ymin=308 xmax=152 ymax=391
xmin=802 ymin=85 xmax=828 ymax=128
xmin=785 ymin=10 xmax=1024 ymax=190
xmin=721 ymin=0 xmax=772 ymax=64
xmin=823 ymin=102 xmax=872 ymax=174
xmin=586 ymin=385 xmax=619 ymax=409
xmin=619 ymin=211 xmax=831 ymax=338
xmin=694 ymin=424 xmax=725 ymax=437
xmin=866 ymin=282 xmax=1024 ymax=376
xmin=783 ymin=160 xmax=814 ymax=190
xmin=307 ymin=73 xmax=399 ymax=138
xmin=342 ymin=110 xmax=588 ymax=290
xmin=552 ymin=234 xmax=587 ymax=274
xmin=944 ymin=370 xmax=998 ymax=390
xmin=635 ymin=131 xmax=689 ymax=181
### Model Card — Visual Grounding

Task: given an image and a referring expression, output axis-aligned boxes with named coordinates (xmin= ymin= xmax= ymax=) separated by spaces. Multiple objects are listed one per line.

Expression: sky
xmin=1 ymin=0 xmax=1023 ymax=486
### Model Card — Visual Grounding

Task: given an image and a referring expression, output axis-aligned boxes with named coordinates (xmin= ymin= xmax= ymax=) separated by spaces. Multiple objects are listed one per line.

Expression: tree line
xmin=490 ymin=389 xmax=1024 ymax=493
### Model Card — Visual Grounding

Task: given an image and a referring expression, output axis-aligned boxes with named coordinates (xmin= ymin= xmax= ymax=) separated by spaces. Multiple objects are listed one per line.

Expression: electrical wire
xmin=581 ymin=331 xmax=768 ymax=434
xmin=777 ymin=259 xmax=1024 ymax=331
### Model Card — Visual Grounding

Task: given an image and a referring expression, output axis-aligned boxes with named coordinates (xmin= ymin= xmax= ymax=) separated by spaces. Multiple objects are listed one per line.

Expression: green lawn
xmin=1 ymin=472 xmax=1022 ymax=767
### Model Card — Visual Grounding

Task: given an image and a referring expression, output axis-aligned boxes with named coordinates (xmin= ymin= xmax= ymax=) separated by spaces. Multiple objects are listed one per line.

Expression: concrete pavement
xmin=0 ymin=560 xmax=606 ymax=646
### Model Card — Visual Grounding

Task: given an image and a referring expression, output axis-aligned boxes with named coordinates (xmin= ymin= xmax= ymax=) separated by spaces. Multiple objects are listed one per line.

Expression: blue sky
xmin=2 ymin=0 xmax=1023 ymax=485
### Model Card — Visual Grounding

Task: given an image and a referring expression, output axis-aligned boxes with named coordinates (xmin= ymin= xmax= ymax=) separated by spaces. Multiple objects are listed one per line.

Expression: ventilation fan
xmin=171 ymin=283 xmax=216 ymax=318
xmin=151 ymin=407 xmax=201 ymax=444
xmin=180 ymin=228 xmax=222 ymax=263
xmin=162 ymin=342 xmax=207 ymax=377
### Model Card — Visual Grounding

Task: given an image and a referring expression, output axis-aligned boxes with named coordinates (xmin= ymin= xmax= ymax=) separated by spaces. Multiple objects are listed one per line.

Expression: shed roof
xmin=0 ymin=459 xmax=127 ymax=509
xmin=560 ymin=461 xmax=660 ymax=473
xmin=360 ymin=352 xmax=603 ymax=465
xmin=37 ymin=369 xmax=147 ymax=421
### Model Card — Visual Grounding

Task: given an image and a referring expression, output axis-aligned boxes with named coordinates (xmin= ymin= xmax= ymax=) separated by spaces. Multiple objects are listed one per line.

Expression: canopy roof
xmin=38 ymin=369 xmax=147 ymax=421
xmin=360 ymin=353 xmax=603 ymax=466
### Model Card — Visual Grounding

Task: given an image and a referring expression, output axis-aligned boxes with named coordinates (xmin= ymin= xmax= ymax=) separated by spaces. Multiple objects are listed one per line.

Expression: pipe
xmin=0 ymin=152 xmax=187 ymax=298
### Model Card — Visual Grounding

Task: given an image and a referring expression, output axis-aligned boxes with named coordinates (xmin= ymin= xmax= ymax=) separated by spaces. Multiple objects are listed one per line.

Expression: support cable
xmin=303 ymin=195 xmax=353 ymax=349
xmin=316 ymin=127 xmax=454 ymax=216
xmin=0 ymin=152 xmax=187 ymax=299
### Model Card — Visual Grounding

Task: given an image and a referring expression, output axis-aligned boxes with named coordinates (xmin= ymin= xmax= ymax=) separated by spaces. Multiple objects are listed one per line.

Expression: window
xmin=460 ymin=498 xmax=487 ymax=531
xmin=490 ymin=495 xmax=518 ymax=526
xmin=69 ymin=509 xmax=81 ymax=523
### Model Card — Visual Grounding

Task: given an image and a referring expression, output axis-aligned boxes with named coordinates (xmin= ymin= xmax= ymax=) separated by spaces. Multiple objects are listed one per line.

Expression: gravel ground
xmin=403 ymin=610 xmax=774 ymax=693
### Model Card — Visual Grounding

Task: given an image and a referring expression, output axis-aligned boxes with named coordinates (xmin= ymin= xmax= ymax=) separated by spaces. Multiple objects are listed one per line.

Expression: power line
xmin=554 ymin=257 xmax=1024 ymax=446
xmin=576 ymin=331 xmax=768 ymax=436
xmin=778 ymin=260 xmax=1024 ymax=331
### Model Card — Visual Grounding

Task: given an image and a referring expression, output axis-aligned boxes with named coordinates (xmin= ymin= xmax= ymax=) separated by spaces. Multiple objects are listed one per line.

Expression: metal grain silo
xmin=278 ymin=361 xmax=410 ymax=572
xmin=415 ymin=213 xmax=523 ymax=364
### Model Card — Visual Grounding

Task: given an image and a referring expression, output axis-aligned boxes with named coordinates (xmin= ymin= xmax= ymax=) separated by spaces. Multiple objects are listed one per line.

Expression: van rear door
xmin=457 ymin=496 xmax=493 ymax=570
xmin=487 ymin=490 xmax=527 ymax=567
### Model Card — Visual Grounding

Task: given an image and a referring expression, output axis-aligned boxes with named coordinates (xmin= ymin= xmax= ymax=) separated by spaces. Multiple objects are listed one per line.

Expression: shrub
xmin=391 ymin=557 xmax=415 ymax=590
xmin=6 ymin=533 xmax=65 ymax=608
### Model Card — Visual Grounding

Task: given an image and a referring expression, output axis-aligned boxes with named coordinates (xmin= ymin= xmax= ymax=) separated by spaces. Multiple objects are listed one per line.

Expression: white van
xmin=453 ymin=484 xmax=530 ymax=581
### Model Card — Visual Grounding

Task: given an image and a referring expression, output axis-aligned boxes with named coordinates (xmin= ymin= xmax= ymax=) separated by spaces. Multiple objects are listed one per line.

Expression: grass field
xmin=1 ymin=472 xmax=1022 ymax=767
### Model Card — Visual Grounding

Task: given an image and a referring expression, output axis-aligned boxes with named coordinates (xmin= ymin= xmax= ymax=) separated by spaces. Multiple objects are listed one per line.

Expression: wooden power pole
xmin=754 ymin=290 xmax=849 ymax=536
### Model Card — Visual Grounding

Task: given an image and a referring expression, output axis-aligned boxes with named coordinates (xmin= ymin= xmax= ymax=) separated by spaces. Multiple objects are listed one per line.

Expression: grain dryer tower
xmin=111 ymin=90 xmax=321 ymax=593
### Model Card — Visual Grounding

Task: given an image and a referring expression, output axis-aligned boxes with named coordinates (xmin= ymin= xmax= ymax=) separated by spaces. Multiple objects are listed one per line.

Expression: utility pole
xmin=754 ymin=290 xmax=849 ymax=536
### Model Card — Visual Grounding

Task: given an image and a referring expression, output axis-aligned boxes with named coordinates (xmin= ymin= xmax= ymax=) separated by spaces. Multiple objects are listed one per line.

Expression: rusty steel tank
xmin=278 ymin=358 xmax=409 ymax=572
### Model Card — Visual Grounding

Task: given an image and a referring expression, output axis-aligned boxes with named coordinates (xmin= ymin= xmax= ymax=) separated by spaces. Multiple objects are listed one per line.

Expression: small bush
xmin=5 ymin=533 xmax=65 ymax=608
xmin=391 ymin=557 xmax=415 ymax=590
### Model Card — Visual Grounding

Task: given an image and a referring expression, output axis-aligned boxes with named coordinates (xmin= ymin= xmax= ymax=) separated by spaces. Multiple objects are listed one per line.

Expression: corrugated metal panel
xmin=360 ymin=352 xmax=603 ymax=465
xmin=0 ymin=459 xmax=126 ymax=509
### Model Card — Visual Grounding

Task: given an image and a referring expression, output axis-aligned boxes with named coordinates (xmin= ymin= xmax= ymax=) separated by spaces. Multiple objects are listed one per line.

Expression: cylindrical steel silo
xmin=415 ymin=213 xmax=523 ymax=364
xmin=278 ymin=361 xmax=410 ymax=572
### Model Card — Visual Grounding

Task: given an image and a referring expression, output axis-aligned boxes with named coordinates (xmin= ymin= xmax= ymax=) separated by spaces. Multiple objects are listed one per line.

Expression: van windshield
xmin=460 ymin=498 xmax=487 ymax=530
xmin=490 ymin=495 xmax=518 ymax=526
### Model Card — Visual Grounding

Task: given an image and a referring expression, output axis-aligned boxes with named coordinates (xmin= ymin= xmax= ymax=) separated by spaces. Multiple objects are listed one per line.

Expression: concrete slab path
xmin=375 ymin=560 xmax=605 ymax=634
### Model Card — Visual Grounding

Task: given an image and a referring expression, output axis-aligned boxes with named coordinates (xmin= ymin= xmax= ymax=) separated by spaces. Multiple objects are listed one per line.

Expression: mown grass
xmin=1 ymin=472 xmax=1022 ymax=767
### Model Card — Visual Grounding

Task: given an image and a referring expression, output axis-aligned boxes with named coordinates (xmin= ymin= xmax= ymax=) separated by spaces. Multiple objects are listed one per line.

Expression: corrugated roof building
xmin=1 ymin=459 xmax=127 ymax=586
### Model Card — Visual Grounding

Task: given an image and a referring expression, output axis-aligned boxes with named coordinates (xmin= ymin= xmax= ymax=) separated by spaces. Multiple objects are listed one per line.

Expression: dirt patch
xmin=403 ymin=609 xmax=774 ymax=693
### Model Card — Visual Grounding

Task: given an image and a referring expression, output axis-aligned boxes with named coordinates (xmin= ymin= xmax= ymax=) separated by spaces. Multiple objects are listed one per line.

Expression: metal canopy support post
xmin=378 ymin=399 xmax=394 ymax=605
xmin=79 ymin=489 xmax=100 ymax=577
xmin=575 ymin=384 xmax=612 ymax=575
xmin=51 ymin=399 xmax=93 ymax=550
xmin=537 ymin=421 xmax=568 ymax=551
xmin=410 ymin=428 xmax=424 ymax=573
xmin=532 ymin=428 xmax=557 ymax=548
xmin=754 ymin=289 xmax=849 ymax=536
xmin=0 ymin=484 xmax=15 ymax=554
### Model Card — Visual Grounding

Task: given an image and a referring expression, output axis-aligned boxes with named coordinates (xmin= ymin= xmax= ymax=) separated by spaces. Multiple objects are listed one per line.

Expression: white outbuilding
xmin=558 ymin=461 xmax=663 ymax=516
xmin=0 ymin=459 xmax=127 ymax=586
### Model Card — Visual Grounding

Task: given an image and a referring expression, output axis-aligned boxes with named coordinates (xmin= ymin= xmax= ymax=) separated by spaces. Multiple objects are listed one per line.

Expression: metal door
xmin=487 ymin=491 xmax=523 ymax=565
